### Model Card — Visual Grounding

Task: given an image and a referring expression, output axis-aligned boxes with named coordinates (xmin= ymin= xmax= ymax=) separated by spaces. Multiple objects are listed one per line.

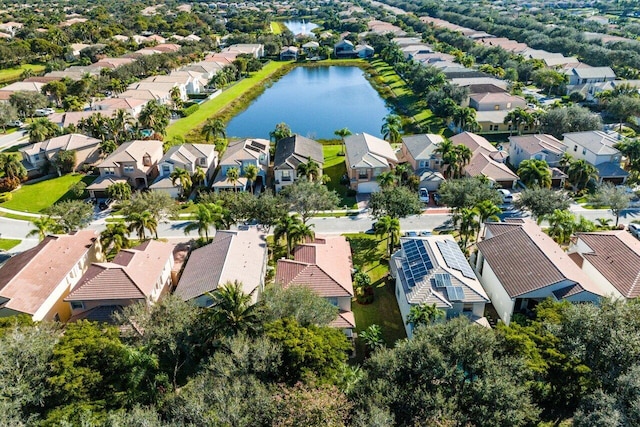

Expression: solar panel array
xmin=251 ymin=140 xmax=267 ymax=150
xmin=401 ymin=239 xmax=433 ymax=288
xmin=433 ymin=272 xmax=452 ymax=288
xmin=446 ymin=285 xmax=466 ymax=301
xmin=436 ymin=240 xmax=476 ymax=279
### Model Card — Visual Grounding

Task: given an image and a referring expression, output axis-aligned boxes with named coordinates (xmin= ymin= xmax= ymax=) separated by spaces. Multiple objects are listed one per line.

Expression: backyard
xmin=0 ymin=63 xmax=46 ymax=85
xmin=323 ymin=144 xmax=357 ymax=208
xmin=345 ymin=232 xmax=406 ymax=362
xmin=1 ymin=173 xmax=96 ymax=213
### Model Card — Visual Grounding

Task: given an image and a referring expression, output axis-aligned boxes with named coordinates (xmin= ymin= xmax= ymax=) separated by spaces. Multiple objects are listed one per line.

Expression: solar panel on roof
xmin=251 ymin=141 xmax=266 ymax=150
xmin=436 ymin=240 xmax=476 ymax=279
xmin=400 ymin=239 xmax=434 ymax=290
xmin=246 ymin=145 xmax=260 ymax=152
xmin=434 ymin=273 xmax=452 ymax=288
xmin=446 ymin=285 xmax=466 ymax=301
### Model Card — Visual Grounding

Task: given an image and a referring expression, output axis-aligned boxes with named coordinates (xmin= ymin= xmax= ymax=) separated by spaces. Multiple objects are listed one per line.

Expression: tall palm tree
xmin=192 ymin=166 xmax=207 ymax=188
xmin=139 ymin=101 xmax=170 ymax=136
xmin=244 ymin=164 xmax=259 ymax=192
xmin=558 ymin=152 xmax=574 ymax=173
xmin=517 ymin=159 xmax=552 ymax=188
xmin=474 ymin=200 xmax=501 ymax=242
xmin=381 ymin=114 xmax=402 ymax=144
xmin=334 ymin=127 xmax=351 ymax=155
xmin=274 ymin=214 xmax=303 ymax=257
xmin=27 ymin=118 xmax=58 ymax=143
xmin=503 ymin=107 xmax=533 ymax=135
xmin=201 ymin=118 xmax=226 ymax=143
xmin=452 ymin=107 xmax=479 ymax=132
xmin=170 ymin=168 xmax=192 ymax=198
xmin=376 ymin=170 xmax=398 ymax=189
xmin=458 ymin=207 xmax=479 ymax=249
xmin=184 ymin=203 xmax=215 ymax=240
xmin=545 ymin=209 xmax=576 ymax=244
xmin=169 ymin=86 xmax=183 ymax=110
xmin=225 ymin=167 xmax=240 ymax=192
xmin=126 ymin=211 xmax=158 ymax=240
xmin=296 ymin=157 xmax=320 ymax=182
xmin=289 ymin=221 xmax=315 ymax=250
xmin=374 ymin=215 xmax=400 ymax=256
xmin=112 ymin=109 xmax=135 ymax=144
xmin=205 ymin=281 xmax=261 ymax=338
xmin=434 ymin=139 xmax=457 ymax=179
xmin=100 ymin=221 xmax=130 ymax=255
xmin=567 ymin=159 xmax=598 ymax=193
xmin=27 ymin=216 xmax=58 ymax=241
xmin=453 ymin=144 xmax=472 ymax=179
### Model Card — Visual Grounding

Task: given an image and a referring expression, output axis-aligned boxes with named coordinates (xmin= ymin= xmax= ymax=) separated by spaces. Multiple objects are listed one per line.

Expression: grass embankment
xmin=270 ymin=22 xmax=285 ymax=35
xmin=323 ymin=144 xmax=357 ymax=208
xmin=0 ymin=238 xmax=20 ymax=250
xmin=165 ymin=61 xmax=293 ymax=142
xmin=345 ymin=233 xmax=406 ymax=363
xmin=0 ymin=63 xmax=46 ymax=85
xmin=1 ymin=173 xmax=95 ymax=213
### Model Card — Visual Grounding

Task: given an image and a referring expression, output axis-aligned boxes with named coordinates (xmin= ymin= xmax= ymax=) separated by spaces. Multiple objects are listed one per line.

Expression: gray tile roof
xmin=596 ymin=161 xmax=628 ymax=178
xmin=401 ymin=134 xmax=443 ymax=161
xmin=273 ymin=134 xmax=323 ymax=170
xmin=344 ymin=133 xmax=397 ymax=169
xmin=562 ymin=131 xmax=621 ymax=156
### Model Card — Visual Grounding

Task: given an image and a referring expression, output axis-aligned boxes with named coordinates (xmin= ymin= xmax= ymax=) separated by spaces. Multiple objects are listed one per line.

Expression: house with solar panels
xmin=211 ymin=138 xmax=270 ymax=192
xmin=390 ymin=235 xmax=490 ymax=338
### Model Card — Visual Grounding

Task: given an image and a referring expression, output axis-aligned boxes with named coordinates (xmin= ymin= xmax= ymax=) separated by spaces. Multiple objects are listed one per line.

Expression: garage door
xmin=357 ymin=181 xmax=380 ymax=193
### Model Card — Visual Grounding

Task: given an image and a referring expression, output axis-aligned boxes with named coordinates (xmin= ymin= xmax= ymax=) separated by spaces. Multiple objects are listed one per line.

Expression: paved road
xmin=0 ymin=129 xmax=27 ymax=151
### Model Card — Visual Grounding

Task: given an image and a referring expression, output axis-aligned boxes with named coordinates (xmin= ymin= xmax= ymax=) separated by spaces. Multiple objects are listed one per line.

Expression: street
xmin=0 ymin=129 xmax=27 ymax=151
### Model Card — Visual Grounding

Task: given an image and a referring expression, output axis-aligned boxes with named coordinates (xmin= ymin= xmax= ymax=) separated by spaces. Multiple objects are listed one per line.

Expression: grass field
xmin=345 ymin=233 xmax=406 ymax=362
xmin=270 ymin=22 xmax=284 ymax=34
xmin=165 ymin=61 xmax=291 ymax=141
xmin=1 ymin=173 xmax=96 ymax=213
xmin=0 ymin=238 xmax=20 ymax=250
xmin=323 ymin=144 xmax=357 ymax=208
xmin=0 ymin=64 xmax=46 ymax=85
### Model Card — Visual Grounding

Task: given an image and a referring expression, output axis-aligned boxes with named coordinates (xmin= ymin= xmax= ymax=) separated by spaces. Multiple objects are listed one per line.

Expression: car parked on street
xmin=628 ymin=223 xmax=640 ymax=239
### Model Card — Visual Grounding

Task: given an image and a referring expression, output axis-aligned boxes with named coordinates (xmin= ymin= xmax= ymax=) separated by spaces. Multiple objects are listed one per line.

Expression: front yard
xmin=323 ymin=144 xmax=357 ymax=208
xmin=345 ymin=233 xmax=406 ymax=363
xmin=0 ymin=238 xmax=20 ymax=251
xmin=1 ymin=173 xmax=96 ymax=213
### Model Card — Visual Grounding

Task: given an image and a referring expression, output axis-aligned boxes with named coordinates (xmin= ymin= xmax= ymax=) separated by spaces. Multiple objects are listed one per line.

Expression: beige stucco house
xmin=344 ymin=133 xmax=398 ymax=193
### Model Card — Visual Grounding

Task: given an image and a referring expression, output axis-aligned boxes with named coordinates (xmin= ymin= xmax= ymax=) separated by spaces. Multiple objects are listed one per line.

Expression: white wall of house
xmin=475 ymin=253 xmax=515 ymax=325
xmin=394 ymin=277 xmax=414 ymax=338
xmin=563 ymin=141 xmax=620 ymax=166
xmin=274 ymin=167 xmax=296 ymax=192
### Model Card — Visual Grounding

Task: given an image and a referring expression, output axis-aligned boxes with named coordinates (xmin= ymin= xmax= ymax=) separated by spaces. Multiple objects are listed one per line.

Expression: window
xmin=463 ymin=303 xmax=473 ymax=313
xmin=358 ymin=169 xmax=368 ymax=179
xmin=104 ymin=167 xmax=115 ymax=175
xmin=281 ymin=170 xmax=291 ymax=181
xmin=582 ymin=148 xmax=587 ymax=155
xmin=54 ymin=313 xmax=60 ymax=322
xmin=143 ymin=154 xmax=151 ymax=166
xmin=574 ymin=145 xmax=578 ymax=152
xmin=124 ymin=165 xmax=134 ymax=173
xmin=70 ymin=301 xmax=84 ymax=310
xmin=162 ymin=165 xmax=170 ymax=175
xmin=199 ymin=157 xmax=207 ymax=166
xmin=494 ymin=105 xmax=500 ymax=110
xmin=34 ymin=154 xmax=40 ymax=161
xmin=326 ymin=297 xmax=338 ymax=307
xmin=419 ymin=160 xmax=427 ymax=168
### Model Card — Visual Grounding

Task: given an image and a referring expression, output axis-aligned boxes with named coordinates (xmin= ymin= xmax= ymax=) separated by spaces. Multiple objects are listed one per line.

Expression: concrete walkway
xmin=0 ymin=206 xmax=42 ymax=218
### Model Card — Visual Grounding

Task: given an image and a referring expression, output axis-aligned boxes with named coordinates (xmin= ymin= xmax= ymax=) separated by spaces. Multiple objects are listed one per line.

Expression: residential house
xmin=450 ymin=132 xmax=518 ymax=188
xmin=354 ymin=44 xmax=374 ymax=59
xmin=129 ymin=81 xmax=187 ymax=102
xmin=65 ymin=240 xmax=175 ymax=322
xmin=468 ymin=92 xmax=528 ymax=133
xmin=566 ymin=66 xmax=616 ymax=86
xmin=273 ymin=134 xmax=323 ymax=192
xmin=400 ymin=134 xmax=445 ymax=191
xmin=148 ymin=73 xmax=202 ymax=96
xmin=275 ymin=236 xmax=356 ymax=335
xmin=118 ymin=89 xmax=171 ymax=105
xmin=174 ymin=228 xmax=268 ymax=306
xmin=19 ymin=134 xmax=101 ymax=173
xmin=391 ymin=236 xmax=490 ymax=337
xmin=302 ymin=41 xmax=319 ymax=54
xmin=562 ymin=131 xmax=627 ymax=184
xmin=334 ymin=39 xmax=354 ymax=57
xmin=475 ymin=219 xmax=603 ymax=325
xmin=211 ymin=138 xmax=269 ymax=192
xmin=150 ymin=144 xmax=218 ymax=198
xmin=221 ymin=43 xmax=264 ymax=58
xmin=87 ymin=139 xmax=163 ymax=198
xmin=344 ymin=133 xmax=398 ymax=193
xmin=0 ymin=81 xmax=45 ymax=102
xmin=0 ymin=230 xmax=103 ymax=322
xmin=448 ymin=77 xmax=509 ymax=91
xmin=508 ymin=134 xmax=566 ymax=168
xmin=92 ymin=97 xmax=148 ymax=118
xmin=568 ymin=231 xmax=640 ymax=300
xmin=280 ymin=46 xmax=299 ymax=61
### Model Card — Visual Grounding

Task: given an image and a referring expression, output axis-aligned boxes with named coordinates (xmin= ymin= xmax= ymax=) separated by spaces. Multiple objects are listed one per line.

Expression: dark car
xmin=99 ymin=199 xmax=114 ymax=210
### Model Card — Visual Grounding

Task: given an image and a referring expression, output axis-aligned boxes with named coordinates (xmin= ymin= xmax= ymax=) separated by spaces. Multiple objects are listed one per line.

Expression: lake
xmin=225 ymin=66 xmax=392 ymax=140
xmin=283 ymin=20 xmax=318 ymax=35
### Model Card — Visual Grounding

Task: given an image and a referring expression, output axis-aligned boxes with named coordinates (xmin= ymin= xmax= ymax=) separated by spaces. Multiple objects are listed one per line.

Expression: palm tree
xmin=394 ymin=163 xmax=411 ymax=185
xmin=334 ymin=127 xmax=351 ymax=155
xmin=452 ymin=107 xmax=479 ymax=132
xmin=567 ymin=159 xmax=598 ymax=193
xmin=545 ymin=209 xmax=576 ymax=244
xmin=201 ymin=118 xmax=226 ymax=143
xmin=169 ymin=86 xmax=183 ymax=110
xmin=359 ymin=324 xmax=385 ymax=354
xmin=376 ymin=170 xmax=398 ymax=189
xmin=517 ymin=159 xmax=552 ymax=188
xmin=205 ymin=281 xmax=261 ymax=338
xmin=192 ymin=166 xmax=207 ymax=188
xmin=458 ymin=207 xmax=479 ymax=249
xmin=374 ymin=215 xmax=400 ymax=256
xmin=274 ymin=214 xmax=304 ymax=257
xmin=434 ymin=139 xmax=457 ymax=179
xmin=503 ymin=107 xmax=533 ymax=135
xmin=27 ymin=216 xmax=58 ymax=241
xmin=170 ymin=168 xmax=192 ymax=198
xmin=225 ymin=167 xmax=240 ymax=192
xmin=106 ymin=182 xmax=132 ymax=202
xmin=243 ymin=164 xmax=259 ymax=193
xmin=112 ymin=109 xmax=135 ymax=144
xmin=474 ymin=200 xmax=501 ymax=242
xmin=100 ymin=221 xmax=130 ymax=255
xmin=126 ymin=211 xmax=158 ymax=240
xmin=27 ymin=118 xmax=58 ymax=143
xmin=558 ymin=152 xmax=574 ymax=173
xmin=381 ymin=114 xmax=402 ymax=144
xmin=406 ymin=303 xmax=444 ymax=328
xmin=296 ymin=157 xmax=320 ymax=182
xmin=453 ymin=144 xmax=472 ymax=179
xmin=139 ymin=101 xmax=170 ymax=135
xmin=184 ymin=203 xmax=215 ymax=240
xmin=269 ymin=122 xmax=292 ymax=143
xmin=289 ymin=221 xmax=315 ymax=250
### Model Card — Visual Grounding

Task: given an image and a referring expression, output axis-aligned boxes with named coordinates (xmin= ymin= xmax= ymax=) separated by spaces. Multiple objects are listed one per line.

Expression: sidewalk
xmin=0 ymin=206 xmax=42 ymax=218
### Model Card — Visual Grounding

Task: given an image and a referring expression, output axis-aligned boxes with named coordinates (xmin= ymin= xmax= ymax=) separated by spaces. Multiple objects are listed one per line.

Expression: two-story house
xmin=275 ymin=236 xmax=356 ymax=336
xmin=92 ymin=98 xmax=149 ymax=118
xmin=344 ymin=133 xmax=398 ymax=193
xmin=508 ymin=134 xmax=566 ymax=168
xmin=390 ymin=235 xmax=490 ymax=337
xmin=20 ymin=134 xmax=101 ymax=174
xmin=0 ymin=230 xmax=103 ymax=322
xmin=87 ymin=139 xmax=163 ymax=199
xmin=400 ymin=134 xmax=445 ymax=191
xmin=211 ymin=139 xmax=269 ymax=192
xmin=566 ymin=66 xmax=616 ymax=86
xmin=562 ymin=131 xmax=627 ymax=184
xmin=468 ymin=92 xmax=528 ymax=133
xmin=273 ymin=134 xmax=324 ymax=192
xmin=65 ymin=240 xmax=175 ymax=323
xmin=150 ymin=144 xmax=219 ymax=198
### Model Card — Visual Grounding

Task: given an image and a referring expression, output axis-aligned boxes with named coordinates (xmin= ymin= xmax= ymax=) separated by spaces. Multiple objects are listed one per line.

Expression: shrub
xmin=346 ymin=189 xmax=357 ymax=197
xmin=0 ymin=176 xmax=20 ymax=192
xmin=179 ymin=104 xmax=200 ymax=117
xmin=0 ymin=192 xmax=12 ymax=202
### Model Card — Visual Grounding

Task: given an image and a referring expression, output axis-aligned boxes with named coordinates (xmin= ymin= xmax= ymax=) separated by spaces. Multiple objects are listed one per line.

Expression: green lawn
xmin=0 ymin=238 xmax=20 ymax=251
xmin=270 ymin=22 xmax=284 ymax=34
xmin=0 ymin=63 xmax=46 ymax=85
xmin=1 ymin=173 xmax=96 ymax=213
xmin=323 ymin=144 xmax=357 ymax=208
xmin=345 ymin=233 xmax=406 ymax=363
xmin=165 ymin=61 xmax=292 ymax=141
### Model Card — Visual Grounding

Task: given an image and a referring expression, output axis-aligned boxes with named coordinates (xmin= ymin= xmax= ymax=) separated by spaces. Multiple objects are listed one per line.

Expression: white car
xmin=7 ymin=120 xmax=23 ymax=127
xmin=629 ymin=223 xmax=640 ymax=238
xmin=498 ymin=189 xmax=513 ymax=204
xmin=419 ymin=188 xmax=429 ymax=203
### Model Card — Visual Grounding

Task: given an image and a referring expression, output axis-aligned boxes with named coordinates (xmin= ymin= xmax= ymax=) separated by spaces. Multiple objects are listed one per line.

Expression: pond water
xmin=283 ymin=20 xmax=319 ymax=35
xmin=225 ymin=66 xmax=391 ymax=140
